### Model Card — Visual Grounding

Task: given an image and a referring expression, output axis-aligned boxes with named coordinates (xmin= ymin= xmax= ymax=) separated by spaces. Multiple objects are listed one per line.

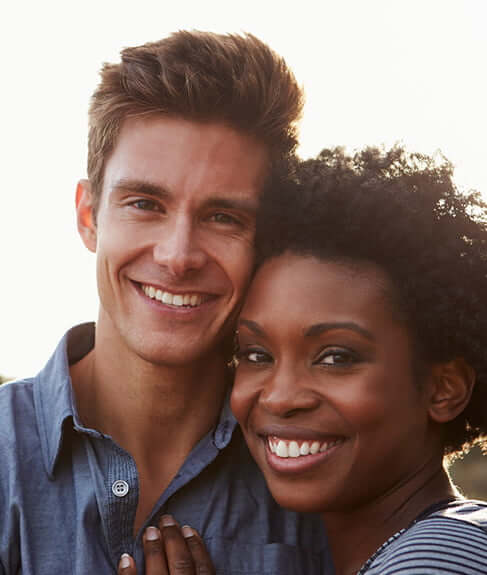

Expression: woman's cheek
xmin=231 ymin=370 xmax=259 ymax=426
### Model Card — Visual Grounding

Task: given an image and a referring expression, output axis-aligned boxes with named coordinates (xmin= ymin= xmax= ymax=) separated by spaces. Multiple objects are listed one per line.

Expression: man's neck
xmin=70 ymin=317 xmax=231 ymax=534
xmin=69 ymin=320 xmax=229 ymax=473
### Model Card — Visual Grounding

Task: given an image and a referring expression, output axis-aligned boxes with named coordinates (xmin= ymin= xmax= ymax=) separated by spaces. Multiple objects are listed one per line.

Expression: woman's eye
xmin=236 ymin=348 xmax=272 ymax=365
xmin=316 ymin=348 xmax=359 ymax=367
xmin=247 ymin=351 xmax=269 ymax=363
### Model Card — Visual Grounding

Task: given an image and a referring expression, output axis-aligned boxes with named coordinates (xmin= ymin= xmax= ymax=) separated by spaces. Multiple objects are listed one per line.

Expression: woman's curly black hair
xmin=255 ymin=146 xmax=487 ymax=457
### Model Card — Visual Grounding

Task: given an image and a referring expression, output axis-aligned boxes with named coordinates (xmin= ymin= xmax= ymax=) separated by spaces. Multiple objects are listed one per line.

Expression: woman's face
xmin=231 ymin=253 xmax=439 ymax=513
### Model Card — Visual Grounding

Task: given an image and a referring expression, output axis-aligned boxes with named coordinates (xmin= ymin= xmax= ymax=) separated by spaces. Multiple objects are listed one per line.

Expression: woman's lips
xmin=262 ymin=434 xmax=346 ymax=474
xmin=267 ymin=435 xmax=344 ymax=458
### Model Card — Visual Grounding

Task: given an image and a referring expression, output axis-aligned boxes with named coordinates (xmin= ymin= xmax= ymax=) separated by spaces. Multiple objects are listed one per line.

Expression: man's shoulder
xmin=0 ymin=375 xmax=36 ymax=394
xmin=0 ymin=377 xmax=43 ymax=469
xmin=0 ymin=377 xmax=36 ymax=434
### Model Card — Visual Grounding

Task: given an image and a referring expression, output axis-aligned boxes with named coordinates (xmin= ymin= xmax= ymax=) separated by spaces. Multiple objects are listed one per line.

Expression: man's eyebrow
xmin=304 ymin=322 xmax=374 ymax=340
xmin=238 ymin=319 xmax=265 ymax=336
xmin=111 ymin=179 xmax=257 ymax=215
xmin=112 ymin=178 xmax=170 ymax=198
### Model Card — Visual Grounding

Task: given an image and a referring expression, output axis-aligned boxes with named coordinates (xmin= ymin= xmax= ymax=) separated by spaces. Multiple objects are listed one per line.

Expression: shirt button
xmin=112 ymin=480 xmax=129 ymax=497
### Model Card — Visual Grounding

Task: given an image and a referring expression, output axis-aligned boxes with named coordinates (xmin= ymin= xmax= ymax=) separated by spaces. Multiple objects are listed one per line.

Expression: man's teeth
xmin=142 ymin=285 xmax=202 ymax=307
xmin=268 ymin=437 xmax=342 ymax=458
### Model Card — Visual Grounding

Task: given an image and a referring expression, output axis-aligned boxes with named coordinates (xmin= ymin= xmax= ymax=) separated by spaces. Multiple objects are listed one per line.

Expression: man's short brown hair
xmin=87 ymin=30 xmax=303 ymax=210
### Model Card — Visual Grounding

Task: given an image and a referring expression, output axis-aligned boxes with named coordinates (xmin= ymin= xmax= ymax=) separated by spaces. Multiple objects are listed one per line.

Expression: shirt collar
xmin=213 ymin=388 xmax=238 ymax=449
xmin=34 ymin=323 xmax=95 ymax=478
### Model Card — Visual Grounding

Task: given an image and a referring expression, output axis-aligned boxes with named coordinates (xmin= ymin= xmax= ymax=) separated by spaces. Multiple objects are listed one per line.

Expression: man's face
xmin=76 ymin=116 xmax=269 ymax=366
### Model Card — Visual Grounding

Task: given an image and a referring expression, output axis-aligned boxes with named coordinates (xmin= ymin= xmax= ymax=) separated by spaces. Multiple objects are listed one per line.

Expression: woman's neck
xmin=322 ymin=459 xmax=458 ymax=575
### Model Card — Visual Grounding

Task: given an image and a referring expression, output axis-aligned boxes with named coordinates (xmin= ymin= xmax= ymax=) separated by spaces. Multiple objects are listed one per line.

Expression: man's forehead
xmin=112 ymin=114 xmax=266 ymax=156
xmin=101 ymin=115 xmax=269 ymax=202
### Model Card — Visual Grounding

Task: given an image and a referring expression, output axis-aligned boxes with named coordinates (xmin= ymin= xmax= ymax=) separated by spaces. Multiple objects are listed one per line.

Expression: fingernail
xmin=145 ymin=526 xmax=161 ymax=541
xmin=181 ymin=525 xmax=195 ymax=538
xmin=161 ymin=514 xmax=176 ymax=526
xmin=120 ymin=553 xmax=131 ymax=569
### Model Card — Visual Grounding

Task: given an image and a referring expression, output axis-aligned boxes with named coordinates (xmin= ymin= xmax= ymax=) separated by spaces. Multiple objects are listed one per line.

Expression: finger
xmin=181 ymin=526 xmax=215 ymax=575
xmin=143 ymin=526 xmax=169 ymax=575
xmin=160 ymin=515 xmax=195 ymax=575
xmin=118 ymin=553 xmax=136 ymax=575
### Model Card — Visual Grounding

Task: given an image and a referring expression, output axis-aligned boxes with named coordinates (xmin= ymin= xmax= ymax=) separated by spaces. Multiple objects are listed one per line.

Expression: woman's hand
xmin=118 ymin=515 xmax=215 ymax=575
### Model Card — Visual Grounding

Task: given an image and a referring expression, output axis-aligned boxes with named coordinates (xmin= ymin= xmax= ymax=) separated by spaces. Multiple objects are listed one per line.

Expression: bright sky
xmin=1 ymin=0 xmax=486 ymax=378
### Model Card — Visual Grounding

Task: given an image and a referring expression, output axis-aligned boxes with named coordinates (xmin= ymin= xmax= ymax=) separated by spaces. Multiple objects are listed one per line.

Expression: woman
xmin=120 ymin=147 xmax=487 ymax=574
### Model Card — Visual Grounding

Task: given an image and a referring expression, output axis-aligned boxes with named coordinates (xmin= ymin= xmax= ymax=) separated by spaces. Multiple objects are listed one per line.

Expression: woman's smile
xmin=263 ymin=434 xmax=347 ymax=474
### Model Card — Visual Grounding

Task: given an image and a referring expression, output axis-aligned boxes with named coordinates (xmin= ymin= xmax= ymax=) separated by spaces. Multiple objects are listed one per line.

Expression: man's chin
xmin=133 ymin=339 xmax=223 ymax=368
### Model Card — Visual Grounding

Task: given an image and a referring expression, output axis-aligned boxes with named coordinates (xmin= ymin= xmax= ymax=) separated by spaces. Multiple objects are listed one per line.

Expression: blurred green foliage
xmin=449 ymin=446 xmax=487 ymax=500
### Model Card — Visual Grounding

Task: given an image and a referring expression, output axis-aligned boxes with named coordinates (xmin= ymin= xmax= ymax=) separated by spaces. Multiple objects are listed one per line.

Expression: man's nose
xmin=259 ymin=367 xmax=320 ymax=418
xmin=153 ymin=215 xmax=207 ymax=277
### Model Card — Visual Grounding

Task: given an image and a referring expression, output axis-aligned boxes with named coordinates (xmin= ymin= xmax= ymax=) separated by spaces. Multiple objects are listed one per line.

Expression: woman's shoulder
xmin=360 ymin=499 xmax=487 ymax=575
xmin=427 ymin=498 xmax=487 ymax=527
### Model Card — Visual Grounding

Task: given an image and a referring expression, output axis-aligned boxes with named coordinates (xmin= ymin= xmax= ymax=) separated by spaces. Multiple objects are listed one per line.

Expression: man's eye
xmin=131 ymin=199 xmax=160 ymax=211
xmin=209 ymin=212 xmax=240 ymax=225
xmin=316 ymin=348 xmax=359 ymax=367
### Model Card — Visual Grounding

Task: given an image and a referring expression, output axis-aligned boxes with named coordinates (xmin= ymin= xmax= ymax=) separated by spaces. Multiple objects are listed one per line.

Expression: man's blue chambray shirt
xmin=0 ymin=324 xmax=328 ymax=574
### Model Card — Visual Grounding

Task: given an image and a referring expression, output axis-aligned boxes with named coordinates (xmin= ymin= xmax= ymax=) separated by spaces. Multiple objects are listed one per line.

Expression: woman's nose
xmin=258 ymin=369 xmax=320 ymax=418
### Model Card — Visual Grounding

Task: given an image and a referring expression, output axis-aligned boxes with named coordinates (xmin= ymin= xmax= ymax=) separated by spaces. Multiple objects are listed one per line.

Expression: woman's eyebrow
xmin=238 ymin=319 xmax=265 ymax=336
xmin=304 ymin=322 xmax=374 ymax=340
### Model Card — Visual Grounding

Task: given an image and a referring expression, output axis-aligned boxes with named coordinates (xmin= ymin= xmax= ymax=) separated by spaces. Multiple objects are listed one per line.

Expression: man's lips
xmin=135 ymin=281 xmax=217 ymax=308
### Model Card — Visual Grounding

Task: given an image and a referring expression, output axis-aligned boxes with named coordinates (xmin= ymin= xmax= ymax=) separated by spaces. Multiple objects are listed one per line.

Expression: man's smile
xmin=140 ymin=282 xmax=209 ymax=308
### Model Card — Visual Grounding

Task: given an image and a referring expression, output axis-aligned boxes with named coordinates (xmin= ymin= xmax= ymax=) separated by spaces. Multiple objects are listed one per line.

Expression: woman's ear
xmin=428 ymin=359 xmax=475 ymax=423
xmin=76 ymin=179 xmax=97 ymax=253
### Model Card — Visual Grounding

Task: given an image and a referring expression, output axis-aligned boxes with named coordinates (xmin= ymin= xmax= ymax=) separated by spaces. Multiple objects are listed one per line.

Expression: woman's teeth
xmin=142 ymin=284 xmax=202 ymax=307
xmin=268 ymin=437 xmax=343 ymax=458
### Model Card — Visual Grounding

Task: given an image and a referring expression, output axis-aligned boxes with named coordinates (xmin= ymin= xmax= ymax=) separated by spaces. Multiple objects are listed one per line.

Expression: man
xmin=0 ymin=32 xmax=326 ymax=573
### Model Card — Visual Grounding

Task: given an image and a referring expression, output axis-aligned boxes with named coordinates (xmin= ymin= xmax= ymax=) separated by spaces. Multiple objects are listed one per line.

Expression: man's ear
xmin=427 ymin=359 xmax=475 ymax=423
xmin=76 ymin=179 xmax=97 ymax=253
